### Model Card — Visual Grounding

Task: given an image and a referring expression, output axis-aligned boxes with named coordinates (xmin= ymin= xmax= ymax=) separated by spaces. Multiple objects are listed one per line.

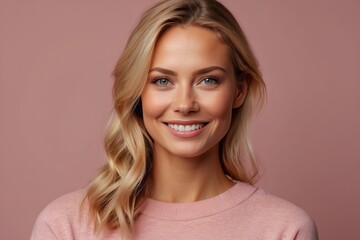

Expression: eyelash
xmin=200 ymin=77 xmax=219 ymax=85
xmin=151 ymin=76 xmax=220 ymax=87
xmin=152 ymin=77 xmax=171 ymax=86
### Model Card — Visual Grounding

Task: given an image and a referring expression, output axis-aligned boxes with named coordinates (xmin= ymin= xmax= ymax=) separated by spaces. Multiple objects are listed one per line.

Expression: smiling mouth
xmin=167 ymin=123 xmax=207 ymax=132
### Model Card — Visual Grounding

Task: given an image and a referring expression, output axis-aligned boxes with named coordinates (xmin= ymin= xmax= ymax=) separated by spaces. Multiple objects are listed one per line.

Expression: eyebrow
xmin=149 ymin=66 xmax=227 ymax=76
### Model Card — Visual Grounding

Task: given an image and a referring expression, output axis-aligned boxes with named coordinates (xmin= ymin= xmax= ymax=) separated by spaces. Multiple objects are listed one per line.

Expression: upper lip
xmin=163 ymin=120 xmax=209 ymax=125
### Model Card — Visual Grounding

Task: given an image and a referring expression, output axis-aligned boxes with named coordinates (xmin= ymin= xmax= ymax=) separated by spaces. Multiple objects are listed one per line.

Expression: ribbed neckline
xmin=140 ymin=182 xmax=258 ymax=220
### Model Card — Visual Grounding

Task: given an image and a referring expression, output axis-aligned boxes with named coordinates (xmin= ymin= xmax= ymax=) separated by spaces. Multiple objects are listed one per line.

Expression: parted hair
xmin=83 ymin=0 xmax=266 ymax=237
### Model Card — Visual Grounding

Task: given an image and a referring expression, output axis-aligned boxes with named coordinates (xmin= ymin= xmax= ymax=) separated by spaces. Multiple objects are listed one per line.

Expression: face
xmin=141 ymin=26 xmax=246 ymax=159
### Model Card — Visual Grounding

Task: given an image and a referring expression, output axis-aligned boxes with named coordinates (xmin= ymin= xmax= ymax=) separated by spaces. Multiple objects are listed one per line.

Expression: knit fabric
xmin=31 ymin=182 xmax=318 ymax=240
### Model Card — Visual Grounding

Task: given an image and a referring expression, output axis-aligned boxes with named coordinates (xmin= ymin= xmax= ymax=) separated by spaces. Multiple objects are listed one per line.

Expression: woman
xmin=31 ymin=0 xmax=318 ymax=239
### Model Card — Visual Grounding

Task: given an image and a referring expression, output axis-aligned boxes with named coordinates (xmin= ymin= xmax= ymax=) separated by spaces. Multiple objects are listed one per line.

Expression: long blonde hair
xmin=83 ymin=0 xmax=266 ymax=236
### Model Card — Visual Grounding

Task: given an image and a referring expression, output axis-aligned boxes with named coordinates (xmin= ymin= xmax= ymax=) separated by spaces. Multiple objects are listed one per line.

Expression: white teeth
xmin=168 ymin=123 xmax=204 ymax=132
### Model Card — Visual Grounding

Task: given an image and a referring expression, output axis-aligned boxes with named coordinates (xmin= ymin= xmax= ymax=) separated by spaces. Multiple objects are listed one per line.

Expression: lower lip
xmin=166 ymin=124 xmax=205 ymax=138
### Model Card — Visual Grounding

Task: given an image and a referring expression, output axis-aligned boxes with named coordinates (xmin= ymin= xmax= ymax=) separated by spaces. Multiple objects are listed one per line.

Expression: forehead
xmin=151 ymin=25 xmax=232 ymax=69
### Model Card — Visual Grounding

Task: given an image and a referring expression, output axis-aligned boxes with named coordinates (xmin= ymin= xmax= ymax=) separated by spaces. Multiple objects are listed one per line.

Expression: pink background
xmin=1 ymin=0 xmax=359 ymax=239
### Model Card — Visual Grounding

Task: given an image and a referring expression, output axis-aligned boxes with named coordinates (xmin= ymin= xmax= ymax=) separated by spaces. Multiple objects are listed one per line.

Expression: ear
xmin=232 ymin=79 xmax=248 ymax=109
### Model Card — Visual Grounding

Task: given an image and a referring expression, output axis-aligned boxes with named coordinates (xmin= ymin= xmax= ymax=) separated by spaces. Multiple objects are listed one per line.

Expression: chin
xmin=166 ymin=144 xmax=215 ymax=159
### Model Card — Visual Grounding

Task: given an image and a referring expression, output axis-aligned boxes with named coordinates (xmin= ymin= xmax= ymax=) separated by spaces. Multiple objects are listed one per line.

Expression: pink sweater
xmin=31 ymin=182 xmax=318 ymax=239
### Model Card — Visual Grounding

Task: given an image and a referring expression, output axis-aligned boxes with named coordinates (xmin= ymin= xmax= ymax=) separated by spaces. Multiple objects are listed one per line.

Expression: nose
xmin=172 ymin=84 xmax=199 ymax=114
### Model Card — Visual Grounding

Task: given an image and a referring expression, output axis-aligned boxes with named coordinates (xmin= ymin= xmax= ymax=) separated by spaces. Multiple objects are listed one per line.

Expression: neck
xmin=150 ymin=144 xmax=234 ymax=203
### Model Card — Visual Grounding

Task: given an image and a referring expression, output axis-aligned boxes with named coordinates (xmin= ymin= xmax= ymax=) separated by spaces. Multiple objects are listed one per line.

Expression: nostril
xmin=175 ymin=102 xmax=199 ymax=114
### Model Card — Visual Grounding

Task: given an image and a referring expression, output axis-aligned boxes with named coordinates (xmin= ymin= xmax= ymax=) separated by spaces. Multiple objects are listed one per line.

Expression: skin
xmin=141 ymin=25 xmax=247 ymax=203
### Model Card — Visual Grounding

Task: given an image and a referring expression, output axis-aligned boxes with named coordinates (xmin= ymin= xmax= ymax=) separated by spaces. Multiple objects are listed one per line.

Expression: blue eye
xmin=153 ymin=77 xmax=170 ymax=86
xmin=202 ymin=77 xmax=218 ymax=85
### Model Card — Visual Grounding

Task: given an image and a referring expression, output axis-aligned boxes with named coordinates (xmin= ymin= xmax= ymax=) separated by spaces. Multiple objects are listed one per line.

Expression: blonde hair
xmin=83 ymin=0 xmax=266 ymax=237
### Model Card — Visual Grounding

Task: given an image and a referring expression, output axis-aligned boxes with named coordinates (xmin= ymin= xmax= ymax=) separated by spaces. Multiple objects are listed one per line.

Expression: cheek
xmin=201 ymin=92 xmax=234 ymax=119
xmin=141 ymin=91 xmax=169 ymax=120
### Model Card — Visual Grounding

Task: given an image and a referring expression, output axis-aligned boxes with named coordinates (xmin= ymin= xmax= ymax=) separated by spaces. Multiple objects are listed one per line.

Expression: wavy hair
xmin=83 ymin=0 xmax=266 ymax=237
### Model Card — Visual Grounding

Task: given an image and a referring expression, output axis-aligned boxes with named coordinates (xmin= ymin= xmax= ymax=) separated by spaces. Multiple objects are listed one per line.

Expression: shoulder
xmin=253 ymin=187 xmax=314 ymax=223
xmin=233 ymin=182 xmax=319 ymax=239
xmin=31 ymin=190 xmax=93 ymax=239
xmin=37 ymin=190 xmax=85 ymax=221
